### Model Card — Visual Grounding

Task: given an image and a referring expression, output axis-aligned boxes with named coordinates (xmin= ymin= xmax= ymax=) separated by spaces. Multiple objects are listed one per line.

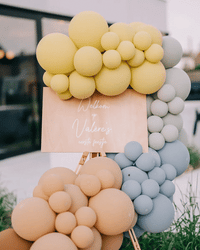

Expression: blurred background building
xmin=0 ymin=0 xmax=199 ymax=160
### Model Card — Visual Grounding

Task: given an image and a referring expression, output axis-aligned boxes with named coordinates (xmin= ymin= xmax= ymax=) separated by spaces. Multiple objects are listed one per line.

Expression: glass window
xmin=42 ymin=17 xmax=70 ymax=37
xmin=0 ymin=15 xmax=40 ymax=156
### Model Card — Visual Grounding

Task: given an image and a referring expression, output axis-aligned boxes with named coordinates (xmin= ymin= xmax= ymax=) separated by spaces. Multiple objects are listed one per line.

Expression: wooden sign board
xmin=42 ymin=88 xmax=148 ymax=153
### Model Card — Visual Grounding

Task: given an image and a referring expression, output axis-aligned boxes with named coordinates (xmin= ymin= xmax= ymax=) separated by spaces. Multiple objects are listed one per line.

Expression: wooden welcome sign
xmin=41 ymin=88 xmax=148 ymax=153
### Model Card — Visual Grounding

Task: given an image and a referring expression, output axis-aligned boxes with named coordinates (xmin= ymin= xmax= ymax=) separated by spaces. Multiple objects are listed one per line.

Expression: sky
xmin=167 ymin=0 xmax=200 ymax=54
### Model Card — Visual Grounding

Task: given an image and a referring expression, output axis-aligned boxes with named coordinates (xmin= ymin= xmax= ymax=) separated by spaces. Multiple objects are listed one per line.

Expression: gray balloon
xmin=148 ymin=147 xmax=161 ymax=167
xmin=160 ymin=164 xmax=177 ymax=181
xmin=122 ymin=166 xmax=148 ymax=184
xmin=137 ymin=194 xmax=174 ymax=233
xmin=158 ymin=140 xmax=190 ymax=176
xmin=136 ymin=153 xmax=156 ymax=172
xmin=160 ymin=180 xmax=175 ymax=198
xmin=148 ymin=167 xmax=166 ymax=185
xmin=124 ymin=224 xmax=145 ymax=239
xmin=114 ymin=153 xmax=133 ymax=169
xmin=161 ymin=36 xmax=183 ymax=69
xmin=121 ymin=180 xmax=141 ymax=200
xmin=162 ymin=113 xmax=183 ymax=132
xmin=124 ymin=141 xmax=143 ymax=161
xmin=106 ymin=153 xmax=117 ymax=160
xmin=164 ymin=67 xmax=191 ymax=101
xmin=134 ymin=195 xmax=153 ymax=215
xmin=141 ymin=179 xmax=160 ymax=198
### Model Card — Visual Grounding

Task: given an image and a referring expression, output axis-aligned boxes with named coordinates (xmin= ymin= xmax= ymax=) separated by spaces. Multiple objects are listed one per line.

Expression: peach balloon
xmin=101 ymin=234 xmax=123 ymax=250
xmin=49 ymin=191 xmax=72 ymax=213
xmin=75 ymin=206 xmax=97 ymax=228
xmin=30 ymin=232 xmax=77 ymax=250
xmin=95 ymin=169 xmax=115 ymax=189
xmin=80 ymin=175 xmax=101 ymax=197
xmin=81 ymin=227 xmax=102 ymax=250
xmin=64 ymin=184 xmax=88 ymax=213
xmin=79 ymin=157 xmax=122 ymax=189
xmin=40 ymin=174 xmax=64 ymax=197
xmin=11 ymin=197 xmax=56 ymax=241
xmin=39 ymin=167 xmax=77 ymax=186
xmin=55 ymin=212 xmax=77 ymax=235
xmin=33 ymin=185 xmax=49 ymax=201
xmin=71 ymin=225 xmax=94 ymax=249
xmin=0 ymin=228 xmax=33 ymax=250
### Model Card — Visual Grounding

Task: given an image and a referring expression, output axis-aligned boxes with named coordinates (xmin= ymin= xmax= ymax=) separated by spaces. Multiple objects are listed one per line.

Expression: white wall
xmin=0 ymin=0 xmax=167 ymax=32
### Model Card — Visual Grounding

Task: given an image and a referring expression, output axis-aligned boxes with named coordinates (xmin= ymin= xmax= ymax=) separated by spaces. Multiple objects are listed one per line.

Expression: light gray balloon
xmin=157 ymin=84 xmax=176 ymax=102
xmin=162 ymin=113 xmax=183 ymax=132
xmin=160 ymin=164 xmax=177 ymax=181
xmin=160 ymin=180 xmax=175 ymax=198
xmin=137 ymin=194 xmax=174 ymax=233
xmin=106 ymin=153 xmax=117 ymax=160
xmin=169 ymin=196 xmax=173 ymax=203
xmin=136 ymin=153 xmax=155 ymax=172
xmin=164 ymin=68 xmax=191 ymax=100
xmin=141 ymin=179 xmax=160 ymax=198
xmin=114 ymin=153 xmax=133 ymax=169
xmin=122 ymin=166 xmax=148 ymax=184
xmin=148 ymin=115 xmax=164 ymax=133
xmin=124 ymin=141 xmax=143 ymax=161
xmin=148 ymin=147 xmax=161 ymax=167
xmin=178 ymin=128 xmax=188 ymax=147
xmin=148 ymin=167 xmax=166 ymax=185
xmin=134 ymin=195 xmax=153 ymax=215
xmin=151 ymin=99 xmax=168 ymax=117
xmin=161 ymin=124 xmax=179 ymax=142
xmin=158 ymin=140 xmax=190 ymax=176
xmin=161 ymin=36 xmax=183 ymax=69
xmin=121 ymin=180 xmax=141 ymax=200
xmin=168 ymin=97 xmax=185 ymax=115
xmin=148 ymin=132 xmax=165 ymax=151
xmin=146 ymin=95 xmax=154 ymax=117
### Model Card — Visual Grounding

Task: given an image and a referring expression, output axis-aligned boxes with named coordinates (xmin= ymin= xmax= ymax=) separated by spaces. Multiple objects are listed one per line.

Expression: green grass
xmin=0 ymin=186 xmax=16 ymax=232
xmin=121 ymin=182 xmax=200 ymax=250
xmin=188 ymin=147 xmax=200 ymax=170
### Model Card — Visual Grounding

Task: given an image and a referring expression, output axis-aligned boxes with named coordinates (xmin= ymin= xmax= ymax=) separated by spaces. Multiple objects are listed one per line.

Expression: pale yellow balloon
xmin=145 ymin=44 xmax=164 ymax=63
xmin=74 ymin=46 xmax=103 ymax=76
xmin=117 ymin=41 xmax=136 ymax=60
xmin=130 ymin=60 xmax=166 ymax=94
xmin=57 ymin=89 xmax=72 ymax=100
xmin=43 ymin=71 xmax=54 ymax=87
xmin=129 ymin=22 xmax=147 ymax=33
xmin=127 ymin=48 xmax=145 ymax=67
xmin=69 ymin=71 xmax=96 ymax=99
xmin=50 ymin=74 xmax=69 ymax=94
xmin=103 ymin=50 xmax=121 ymax=69
xmin=109 ymin=22 xmax=135 ymax=42
xmin=95 ymin=62 xmax=131 ymax=96
xmin=36 ymin=33 xmax=77 ymax=74
xmin=133 ymin=31 xmax=152 ymax=51
xmin=101 ymin=32 xmax=120 ymax=50
xmin=68 ymin=11 xmax=108 ymax=51
xmin=137 ymin=24 xmax=163 ymax=46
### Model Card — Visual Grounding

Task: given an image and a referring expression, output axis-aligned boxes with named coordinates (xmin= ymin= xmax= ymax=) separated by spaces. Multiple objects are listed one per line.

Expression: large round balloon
xmin=137 ymin=194 xmax=174 ymax=233
xmin=158 ymin=140 xmax=190 ymax=176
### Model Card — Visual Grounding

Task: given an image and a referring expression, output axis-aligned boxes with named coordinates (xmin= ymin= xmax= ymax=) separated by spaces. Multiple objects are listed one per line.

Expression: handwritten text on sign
xmin=42 ymin=88 xmax=148 ymax=153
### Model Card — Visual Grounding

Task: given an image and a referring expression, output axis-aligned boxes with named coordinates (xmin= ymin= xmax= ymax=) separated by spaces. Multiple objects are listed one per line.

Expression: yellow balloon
xmin=101 ymin=32 xmax=120 ymax=50
xmin=36 ymin=33 xmax=77 ymax=74
xmin=95 ymin=62 xmax=131 ymax=96
xmin=133 ymin=31 xmax=152 ymax=51
xmin=145 ymin=44 xmax=164 ymax=63
xmin=109 ymin=23 xmax=135 ymax=42
xmin=57 ymin=89 xmax=73 ymax=100
xmin=43 ymin=71 xmax=54 ymax=87
xmin=68 ymin=11 xmax=108 ymax=51
xmin=129 ymin=22 xmax=147 ymax=33
xmin=74 ymin=46 xmax=103 ymax=76
xmin=50 ymin=74 xmax=69 ymax=94
xmin=117 ymin=41 xmax=136 ymax=60
xmin=130 ymin=60 xmax=166 ymax=94
xmin=127 ymin=48 xmax=145 ymax=67
xmin=69 ymin=71 xmax=96 ymax=99
xmin=137 ymin=25 xmax=163 ymax=46
xmin=103 ymin=50 xmax=121 ymax=69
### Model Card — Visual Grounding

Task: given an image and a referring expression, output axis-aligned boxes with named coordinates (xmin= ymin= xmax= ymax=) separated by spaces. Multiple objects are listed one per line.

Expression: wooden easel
xmin=75 ymin=152 xmax=141 ymax=250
